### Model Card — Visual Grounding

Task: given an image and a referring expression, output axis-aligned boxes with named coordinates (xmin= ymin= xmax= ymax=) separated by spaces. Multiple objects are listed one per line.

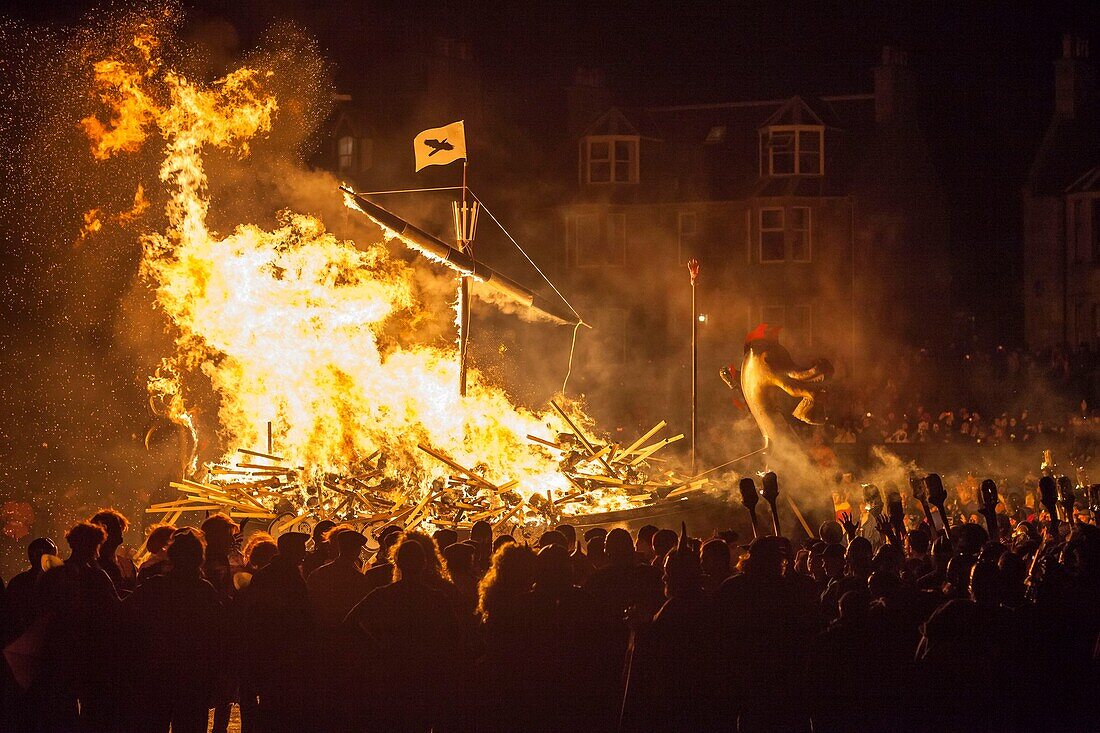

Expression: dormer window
xmin=760 ymin=125 xmax=824 ymax=176
xmin=337 ymin=135 xmax=372 ymax=174
xmin=582 ymin=135 xmax=639 ymax=184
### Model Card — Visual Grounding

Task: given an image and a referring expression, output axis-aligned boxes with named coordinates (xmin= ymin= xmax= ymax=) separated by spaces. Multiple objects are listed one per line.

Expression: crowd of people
xmin=0 ymin=489 xmax=1097 ymax=733
xmin=813 ymin=344 xmax=1100 ymax=450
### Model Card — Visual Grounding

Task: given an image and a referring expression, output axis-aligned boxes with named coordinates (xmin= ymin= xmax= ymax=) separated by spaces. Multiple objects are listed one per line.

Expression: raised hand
xmin=840 ymin=511 xmax=859 ymax=541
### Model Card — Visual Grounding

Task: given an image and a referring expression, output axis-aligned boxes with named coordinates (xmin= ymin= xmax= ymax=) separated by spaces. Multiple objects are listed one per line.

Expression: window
xmin=568 ymin=213 xmax=626 ymax=267
xmin=790 ymin=207 xmax=811 ymax=262
xmin=761 ymin=125 xmax=824 ymax=176
xmin=583 ymin=136 xmax=639 ymax=184
xmin=758 ymin=206 xmax=812 ymax=263
xmin=678 ymin=212 xmax=698 ymax=264
xmin=759 ymin=208 xmax=785 ymax=262
xmin=338 ymin=136 xmax=355 ymax=171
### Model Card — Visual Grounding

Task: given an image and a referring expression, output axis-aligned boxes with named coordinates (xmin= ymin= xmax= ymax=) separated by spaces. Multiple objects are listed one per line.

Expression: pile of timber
xmin=147 ymin=402 xmax=709 ymax=535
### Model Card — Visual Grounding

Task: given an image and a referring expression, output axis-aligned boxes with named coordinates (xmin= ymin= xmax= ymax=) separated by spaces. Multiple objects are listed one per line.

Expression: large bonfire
xmin=78 ymin=24 xmax=703 ymax=535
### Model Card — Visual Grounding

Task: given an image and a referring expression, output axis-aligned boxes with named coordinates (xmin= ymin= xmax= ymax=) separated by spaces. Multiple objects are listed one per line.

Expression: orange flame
xmin=81 ymin=29 xmax=637 ymax=522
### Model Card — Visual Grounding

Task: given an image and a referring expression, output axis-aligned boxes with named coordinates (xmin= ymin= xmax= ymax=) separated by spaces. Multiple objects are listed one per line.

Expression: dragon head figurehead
xmin=720 ymin=323 xmax=833 ymax=450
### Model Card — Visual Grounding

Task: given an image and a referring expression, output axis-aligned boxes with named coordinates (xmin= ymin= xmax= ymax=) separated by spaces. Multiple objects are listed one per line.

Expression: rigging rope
xmin=468 ymin=191 xmax=587 ymax=396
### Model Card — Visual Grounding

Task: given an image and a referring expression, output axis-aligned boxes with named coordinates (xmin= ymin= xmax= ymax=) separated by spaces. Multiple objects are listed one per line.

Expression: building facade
xmin=1024 ymin=35 xmax=1100 ymax=351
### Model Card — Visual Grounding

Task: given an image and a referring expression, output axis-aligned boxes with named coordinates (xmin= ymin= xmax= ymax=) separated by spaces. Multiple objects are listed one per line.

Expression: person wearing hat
xmin=306 ymin=525 xmax=372 ymax=629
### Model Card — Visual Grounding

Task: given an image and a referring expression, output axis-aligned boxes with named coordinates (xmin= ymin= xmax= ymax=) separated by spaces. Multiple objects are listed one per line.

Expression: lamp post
xmin=688 ymin=258 xmax=700 ymax=473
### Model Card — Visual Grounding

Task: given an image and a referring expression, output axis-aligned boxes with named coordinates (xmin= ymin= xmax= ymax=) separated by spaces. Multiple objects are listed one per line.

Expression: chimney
xmin=874 ymin=46 xmax=916 ymax=123
xmin=566 ymin=67 xmax=612 ymax=138
xmin=1055 ymin=33 xmax=1093 ymax=118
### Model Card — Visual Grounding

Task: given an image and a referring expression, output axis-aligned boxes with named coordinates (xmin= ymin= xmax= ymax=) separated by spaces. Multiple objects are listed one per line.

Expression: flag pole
xmin=458 ymin=159 xmax=471 ymax=397
xmin=688 ymin=259 xmax=699 ymax=474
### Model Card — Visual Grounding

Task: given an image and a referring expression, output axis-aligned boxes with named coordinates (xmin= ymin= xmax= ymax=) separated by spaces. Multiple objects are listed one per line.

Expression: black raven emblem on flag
xmin=424 ymin=138 xmax=454 ymax=156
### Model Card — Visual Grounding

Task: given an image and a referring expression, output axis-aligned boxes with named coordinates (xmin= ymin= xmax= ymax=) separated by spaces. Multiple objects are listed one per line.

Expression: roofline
xmin=642 ymin=93 xmax=874 ymax=113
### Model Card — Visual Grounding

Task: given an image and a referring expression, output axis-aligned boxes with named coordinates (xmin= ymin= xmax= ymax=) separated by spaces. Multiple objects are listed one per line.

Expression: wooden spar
xmin=618 ymin=421 xmax=667 ymax=458
xmin=786 ymin=495 xmax=814 ymax=538
xmin=527 ymin=434 xmax=563 ymax=450
xmin=238 ymin=447 xmax=287 ymax=462
xmin=550 ymin=400 xmax=619 ymax=477
xmin=628 ymin=434 xmax=685 ymax=466
xmin=492 ymin=501 xmax=525 ymax=530
xmin=403 ymin=490 xmax=440 ymax=531
xmin=417 ymin=443 xmax=502 ymax=491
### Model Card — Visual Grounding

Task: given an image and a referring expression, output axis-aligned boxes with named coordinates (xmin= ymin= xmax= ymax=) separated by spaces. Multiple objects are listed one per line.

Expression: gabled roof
xmin=1028 ymin=112 xmax=1100 ymax=195
xmin=1066 ymin=163 xmax=1100 ymax=194
xmin=583 ymin=107 xmax=646 ymax=138
xmin=758 ymin=96 xmax=827 ymax=129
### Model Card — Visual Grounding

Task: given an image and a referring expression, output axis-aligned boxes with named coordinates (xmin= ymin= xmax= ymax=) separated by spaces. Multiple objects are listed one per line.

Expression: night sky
xmin=4 ymin=0 xmax=1096 ymax=337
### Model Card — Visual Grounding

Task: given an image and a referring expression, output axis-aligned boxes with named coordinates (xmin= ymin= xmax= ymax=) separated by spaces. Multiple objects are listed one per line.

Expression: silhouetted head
xmin=664 ymin=544 xmax=702 ymax=598
xmin=700 ymin=538 xmax=731 ymax=580
xmin=555 ymin=523 xmax=577 ymax=551
xmin=167 ymin=529 xmax=205 ymax=573
xmin=745 ymin=537 xmax=785 ymax=579
xmin=376 ymin=525 xmax=402 ymax=563
xmin=493 ymin=534 xmax=516 ymax=552
xmin=393 ymin=536 xmax=427 ymax=581
xmin=200 ymin=513 xmax=239 ymax=556
xmin=276 ymin=532 xmax=310 ymax=565
xmin=536 ymin=544 xmax=572 ymax=592
xmin=404 ymin=530 xmax=450 ymax=581
xmin=443 ymin=541 xmax=475 ymax=576
xmin=945 ymin=554 xmax=976 ymax=594
xmin=312 ymin=520 xmax=336 ymax=545
xmin=332 ymin=528 xmax=368 ymax=560
xmin=969 ymin=559 xmax=999 ymax=606
xmin=651 ymin=529 xmax=678 ymax=561
xmin=477 ymin=543 xmax=538 ymax=623
xmin=867 ymin=570 xmax=902 ymax=601
xmin=538 ymin=529 xmax=567 ymax=550
xmin=65 ymin=521 xmax=107 ymax=561
xmin=89 ymin=508 xmax=128 ymax=547
xmin=605 ymin=528 xmax=636 ymax=567
xmin=145 ymin=524 xmax=176 ymax=556
xmin=906 ymin=528 xmax=930 ymax=556
xmin=471 ymin=520 xmax=492 ymax=548
xmin=246 ymin=536 xmax=278 ymax=570
xmin=818 ymin=520 xmax=844 ymax=546
xmin=27 ymin=537 xmax=58 ymax=569
xmin=433 ymin=528 xmax=458 ymax=552
xmin=837 ymin=589 xmax=870 ymax=625
xmin=637 ymin=524 xmax=658 ymax=557
xmin=821 ymin=543 xmax=845 ymax=577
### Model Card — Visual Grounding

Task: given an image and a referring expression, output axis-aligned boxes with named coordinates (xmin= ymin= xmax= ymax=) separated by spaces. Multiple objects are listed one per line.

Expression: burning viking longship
xmin=78 ymin=24 xmax=711 ymax=539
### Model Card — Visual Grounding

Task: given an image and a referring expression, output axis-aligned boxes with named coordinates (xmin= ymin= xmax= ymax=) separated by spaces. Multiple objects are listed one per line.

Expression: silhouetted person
xmin=584 ymin=528 xmax=664 ymax=623
xmin=90 ymin=508 xmax=135 ymax=596
xmin=700 ymin=537 xmax=731 ymax=595
xmin=363 ymin=524 xmax=402 ymax=592
xmin=470 ymin=519 xmax=494 ymax=575
xmin=584 ymin=527 xmax=608 ymax=569
xmin=124 ymin=528 xmax=226 ymax=733
xmin=442 ymin=541 xmax=479 ymax=616
xmin=200 ymin=513 xmax=240 ymax=600
xmin=4 ymin=537 xmax=57 ymax=638
xmin=241 ymin=531 xmax=313 ymax=733
xmin=625 ymin=528 xmax=719 ymax=732
xmin=34 ymin=521 xmax=121 ymax=732
xmin=716 ymin=536 xmax=820 ymax=731
xmin=345 ymin=536 xmax=460 ymax=732
xmin=302 ymin=519 xmax=337 ymax=578
xmin=306 ymin=526 xmax=371 ymax=629
xmin=136 ymin=524 xmax=176 ymax=585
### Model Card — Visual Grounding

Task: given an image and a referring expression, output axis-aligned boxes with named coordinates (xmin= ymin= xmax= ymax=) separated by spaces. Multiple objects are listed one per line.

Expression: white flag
xmin=413 ymin=120 xmax=466 ymax=172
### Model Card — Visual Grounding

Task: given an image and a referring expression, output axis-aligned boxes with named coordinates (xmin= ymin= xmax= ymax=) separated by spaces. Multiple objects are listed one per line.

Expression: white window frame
xmin=790 ymin=206 xmax=812 ymax=262
xmin=759 ymin=207 xmax=786 ymax=263
xmin=760 ymin=125 xmax=824 ymax=177
xmin=337 ymin=135 xmax=355 ymax=171
xmin=582 ymin=135 xmax=639 ymax=184
xmin=678 ymin=211 xmax=697 ymax=265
